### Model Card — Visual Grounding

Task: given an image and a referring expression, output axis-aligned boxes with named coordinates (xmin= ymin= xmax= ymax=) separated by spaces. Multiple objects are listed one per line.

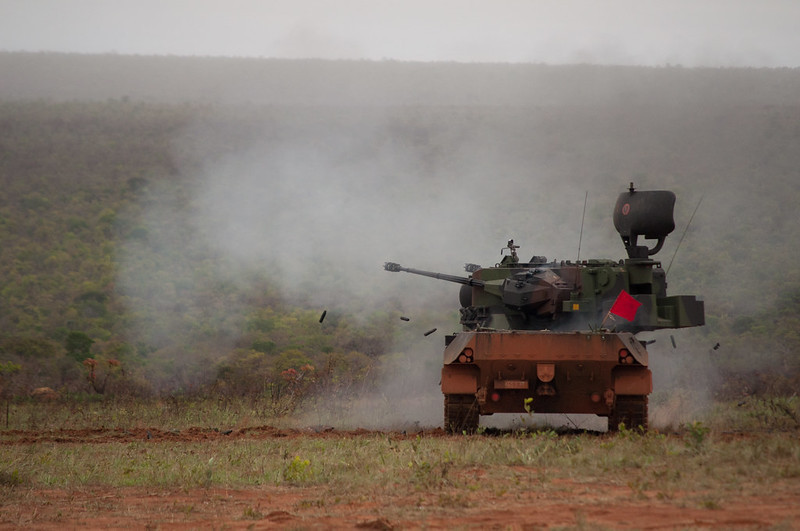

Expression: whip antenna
xmin=666 ymin=195 xmax=703 ymax=275
xmin=576 ymin=191 xmax=588 ymax=262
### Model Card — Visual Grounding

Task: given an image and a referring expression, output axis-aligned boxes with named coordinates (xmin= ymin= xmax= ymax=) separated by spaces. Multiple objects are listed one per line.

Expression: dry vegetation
xmin=1 ymin=400 xmax=799 ymax=528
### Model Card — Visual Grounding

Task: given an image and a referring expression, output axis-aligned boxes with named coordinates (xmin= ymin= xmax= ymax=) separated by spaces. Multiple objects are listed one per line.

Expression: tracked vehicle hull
xmin=441 ymin=330 xmax=652 ymax=433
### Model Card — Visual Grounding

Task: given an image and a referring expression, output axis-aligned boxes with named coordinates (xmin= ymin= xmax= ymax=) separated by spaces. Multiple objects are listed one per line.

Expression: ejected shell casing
xmin=319 ymin=310 xmax=327 ymax=323
xmin=400 ymin=316 xmax=410 ymax=321
xmin=423 ymin=328 xmax=437 ymax=336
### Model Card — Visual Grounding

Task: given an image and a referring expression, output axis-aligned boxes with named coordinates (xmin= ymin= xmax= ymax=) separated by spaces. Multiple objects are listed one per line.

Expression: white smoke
xmin=110 ymin=68 xmax=800 ymax=426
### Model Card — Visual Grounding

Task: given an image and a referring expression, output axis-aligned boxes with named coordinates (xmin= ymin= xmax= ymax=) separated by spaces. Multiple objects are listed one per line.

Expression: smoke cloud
xmin=110 ymin=63 xmax=800 ymax=428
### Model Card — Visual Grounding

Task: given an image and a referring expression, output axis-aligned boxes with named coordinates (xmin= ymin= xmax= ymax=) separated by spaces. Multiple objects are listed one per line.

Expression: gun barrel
xmin=384 ymin=262 xmax=485 ymax=287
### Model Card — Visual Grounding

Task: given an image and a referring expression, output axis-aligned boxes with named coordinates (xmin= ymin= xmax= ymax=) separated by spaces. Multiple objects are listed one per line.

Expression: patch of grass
xmin=705 ymin=397 xmax=800 ymax=432
xmin=1 ymin=399 xmax=799 ymax=523
xmin=2 ymin=396 xmax=298 ymax=432
xmin=2 ymin=428 xmax=796 ymax=510
xmin=282 ymin=455 xmax=313 ymax=484
xmin=700 ymin=496 xmax=721 ymax=510
xmin=241 ymin=506 xmax=263 ymax=520
xmin=0 ymin=469 xmax=22 ymax=487
xmin=683 ymin=421 xmax=710 ymax=452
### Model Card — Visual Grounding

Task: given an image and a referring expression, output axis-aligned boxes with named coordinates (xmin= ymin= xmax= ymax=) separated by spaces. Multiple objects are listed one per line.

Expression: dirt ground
xmin=4 ymin=483 xmax=799 ymax=530
xmin=2 ymin=427 xmax=799 ymax=529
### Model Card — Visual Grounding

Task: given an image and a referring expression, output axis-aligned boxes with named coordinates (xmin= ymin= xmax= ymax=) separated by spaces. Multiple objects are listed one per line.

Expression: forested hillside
xmin=0 ymin=101 xmax=415 ymax=400
xmin=0 ymin=53 xmax=798 ymax=407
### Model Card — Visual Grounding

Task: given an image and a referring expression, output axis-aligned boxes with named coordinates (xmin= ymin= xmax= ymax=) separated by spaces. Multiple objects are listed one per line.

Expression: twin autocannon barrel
xmin=383 ymin=262 xmax=486 ymax=288
xmin=384 ymin=261 xmax=571 ymax=320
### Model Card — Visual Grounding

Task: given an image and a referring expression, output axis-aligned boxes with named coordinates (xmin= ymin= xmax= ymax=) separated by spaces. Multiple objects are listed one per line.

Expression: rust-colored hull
xmin=441 ymin=330 xmax=651 ymax=430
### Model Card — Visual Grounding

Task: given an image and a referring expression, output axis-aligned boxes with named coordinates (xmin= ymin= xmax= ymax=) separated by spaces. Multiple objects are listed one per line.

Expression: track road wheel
xmin=608 ymin=395 xmax=648 ymax=433
xmin=444 ymin=394 xmax=479 ymax=434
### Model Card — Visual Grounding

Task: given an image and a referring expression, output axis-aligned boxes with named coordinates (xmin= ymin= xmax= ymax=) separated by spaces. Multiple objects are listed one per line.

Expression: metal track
xmin=608 ymin=395 xmax=648 ymax=432
xmin=444 ymin=394 xmax=479 ymax=434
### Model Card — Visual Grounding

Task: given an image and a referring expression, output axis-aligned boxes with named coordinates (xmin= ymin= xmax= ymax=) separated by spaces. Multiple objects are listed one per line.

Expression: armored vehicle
xmin=385 ymin=184 xmax=704 ymax=432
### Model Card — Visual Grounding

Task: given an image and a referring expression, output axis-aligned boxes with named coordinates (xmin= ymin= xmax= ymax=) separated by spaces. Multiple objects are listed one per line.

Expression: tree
xmin=65 ymin=331 xmax=94 ymax=362
xmin=0 ymin=361 xmax=21 ymax=427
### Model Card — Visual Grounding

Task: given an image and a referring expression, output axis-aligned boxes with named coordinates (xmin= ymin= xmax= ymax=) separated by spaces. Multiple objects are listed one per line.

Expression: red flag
xmin=609 ymin=290 xmax=641 ymax=321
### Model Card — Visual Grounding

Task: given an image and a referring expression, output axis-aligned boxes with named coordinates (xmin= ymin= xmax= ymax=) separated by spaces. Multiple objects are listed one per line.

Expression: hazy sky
xmin=2 ymin=0 xmax=799 ymax=67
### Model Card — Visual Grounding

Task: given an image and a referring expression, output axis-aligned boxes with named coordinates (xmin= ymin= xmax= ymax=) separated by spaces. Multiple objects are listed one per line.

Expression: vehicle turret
xmin=384 ymin=185 xmax=704 ymax=332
